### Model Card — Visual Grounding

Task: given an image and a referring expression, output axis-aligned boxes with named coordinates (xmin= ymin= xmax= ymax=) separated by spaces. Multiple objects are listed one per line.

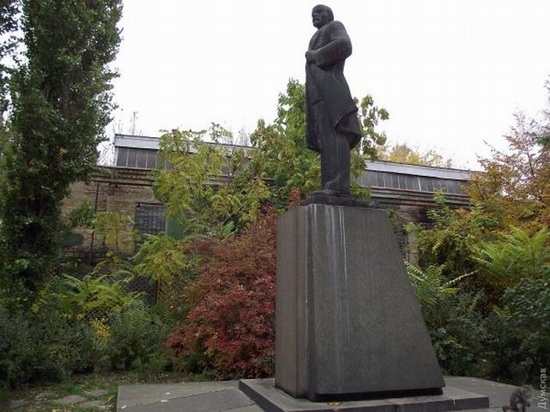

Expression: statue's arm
xmin=310 ymin=21 xmax=352 ymax=69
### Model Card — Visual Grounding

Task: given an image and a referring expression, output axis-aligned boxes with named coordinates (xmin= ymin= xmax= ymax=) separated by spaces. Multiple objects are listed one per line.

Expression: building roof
xmin=364 ymin=160 xmax=471 ymax=181
xmin=114 ymin=133 xmax=471 ymax=179
xmin=113 ymin=134 xmax=471 ymax=206
xmin=114 ymin=133 xmax=251 ymax=153
xmin=115 ymin=134 xmax=161 ymax=150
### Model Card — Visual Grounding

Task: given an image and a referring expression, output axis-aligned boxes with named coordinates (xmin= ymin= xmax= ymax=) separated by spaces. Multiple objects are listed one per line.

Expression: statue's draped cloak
xmin=306 ymin=20 xmax=362 ymax=153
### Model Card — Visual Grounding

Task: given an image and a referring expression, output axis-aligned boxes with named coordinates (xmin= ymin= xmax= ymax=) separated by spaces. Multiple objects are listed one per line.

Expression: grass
xmin=1 ymin=371 xmax=187 ymax=411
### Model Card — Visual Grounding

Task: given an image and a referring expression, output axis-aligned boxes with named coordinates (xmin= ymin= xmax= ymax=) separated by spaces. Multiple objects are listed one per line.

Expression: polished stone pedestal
xmin=275 ymin=204 xmax=444 ymax=401
xmin=240 ymin=379 xmax=491 ymax=412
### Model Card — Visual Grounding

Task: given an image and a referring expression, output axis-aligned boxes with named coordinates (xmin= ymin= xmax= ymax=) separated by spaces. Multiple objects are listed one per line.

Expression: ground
xmin=1 ymin=372 xmax=186 ymax=411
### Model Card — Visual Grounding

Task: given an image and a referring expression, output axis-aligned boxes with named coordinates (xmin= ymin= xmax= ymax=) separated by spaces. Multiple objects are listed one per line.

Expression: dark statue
xmin=306 ymin=4 xmax=362 ymax=197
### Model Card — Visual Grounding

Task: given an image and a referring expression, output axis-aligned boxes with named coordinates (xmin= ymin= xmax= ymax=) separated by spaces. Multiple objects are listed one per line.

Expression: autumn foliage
xmin=165 ymin=205 xmax=277 ymax=379
xmin=468 ymin=112 xmax=550 ymax=230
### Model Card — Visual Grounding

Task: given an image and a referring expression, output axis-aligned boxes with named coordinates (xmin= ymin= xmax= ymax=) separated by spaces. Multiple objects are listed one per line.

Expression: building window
xmin=134 ymin=203 xmax=166 ymax=236
xmin=136 ymin=150 xmax=148 ymax=168
xmin=116 ymin=148 xmax=160 ymax=169
xmin=116 ymin=148 xmax=130 ymax=167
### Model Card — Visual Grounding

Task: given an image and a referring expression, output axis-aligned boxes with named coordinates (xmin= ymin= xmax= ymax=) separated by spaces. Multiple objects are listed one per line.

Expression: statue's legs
xmin=320 ymin=132 xmax=350 ymax=195
xmin=310 ymin=100 xmax=352 ymax=196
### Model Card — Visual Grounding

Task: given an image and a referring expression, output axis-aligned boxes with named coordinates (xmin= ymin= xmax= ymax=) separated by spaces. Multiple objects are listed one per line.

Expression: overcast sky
xmin=110 ymin=0 xmax=550 ymax=169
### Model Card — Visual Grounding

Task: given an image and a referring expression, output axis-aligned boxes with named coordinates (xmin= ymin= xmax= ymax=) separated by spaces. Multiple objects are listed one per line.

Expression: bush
xmin=0 ymin=306 xmax=33 ymax=387
xmin=0 ymin=258 xmax=174 ymax=389
xmin=28 ymin=312 xmax=97 ymax=379
xmin=105 ymin=304 xmax=172 ymax=371
xmin=473 ymin=226 xmax=550 ymax=294
xmin=166 ymin=205 xmax=277 ymax=379
xmin=486 ymin=270 xmax=550 ymax=383
xmin=0 ymin=303 xmax=97 ymax=388
xmin=407 ymin=263 xmax=488 ymax=376
xmin=47 ymin=255 xmax=142 ymax=322
xmin=0 ymin=302 xmax=172 ymax=389
xmin=428 ymin=292 xmax=489 ymax=377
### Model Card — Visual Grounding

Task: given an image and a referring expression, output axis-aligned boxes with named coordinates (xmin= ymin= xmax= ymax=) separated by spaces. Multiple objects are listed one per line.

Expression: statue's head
xmin=312 ymin=5 xmax=334 ymax=29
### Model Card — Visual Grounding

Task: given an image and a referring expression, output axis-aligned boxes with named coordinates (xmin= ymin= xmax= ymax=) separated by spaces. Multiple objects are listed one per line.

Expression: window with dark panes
xmin=136 ymin=149 xmax=148 ymax=168
xmin=147 ymin=150 xmax=157 ymax=169
xmin=127 ymin=148 xmax=138 ymax=167
xmin=134 ymin=203 xmax=166 ymax=236
xmin=116 ymin=147 xmax=129 ymax=166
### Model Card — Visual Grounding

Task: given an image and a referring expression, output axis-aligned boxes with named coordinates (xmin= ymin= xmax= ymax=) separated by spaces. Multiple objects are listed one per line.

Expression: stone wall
xmin=62 ymin=166 xmax=469 ymax=265
xmin=61 ymin=165 xmax=469 ymax=303
xmin=62 ymin=166 xmax=159 ymax=263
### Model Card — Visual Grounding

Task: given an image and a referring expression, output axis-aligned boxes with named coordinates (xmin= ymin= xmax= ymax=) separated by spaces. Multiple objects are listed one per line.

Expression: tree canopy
xmin=0 ymin=0 xmax=122 ymax=297
xmin=378 ymin=142 xmax=453 ymax=168
xmin=153 ymin=79 xmax=390 ymax=222
xmin=468 ymin=107 xmax=550 ymax=230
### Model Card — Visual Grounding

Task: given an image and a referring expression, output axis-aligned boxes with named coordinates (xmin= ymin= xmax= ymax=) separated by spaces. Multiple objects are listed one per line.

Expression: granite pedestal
xmin=240 ymin=378 xmax=491 ymax=412
xmin=275 ymin=204 xmax=444 ymax=401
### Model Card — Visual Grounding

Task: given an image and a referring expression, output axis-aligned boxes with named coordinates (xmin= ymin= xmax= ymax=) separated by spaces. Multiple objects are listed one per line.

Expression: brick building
xmin=63 ymin=134 xmax=472 ymax=263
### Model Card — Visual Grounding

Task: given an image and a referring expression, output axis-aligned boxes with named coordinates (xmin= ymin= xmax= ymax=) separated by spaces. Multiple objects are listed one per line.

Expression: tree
xmin=156 ymin=81 xmax=389 ymax=378
xmin=165 ymin=205 xmax=278 ymax=379
xmin=378 ymin=142 xmax=453 ymax=168
xmin=468 ymin=109 xmax=550 ymax=230
xmin=411 ymin=85 xmax=550 ymax=285
xmin=392 ymin=82 xmax=550 ymax=383
xmin=406 ymin=192 xmax=494 ymax=281
xmin=0 ymin=0 xmax=122 ymax=296
xmin=247 ymin=80 xmax=320 ymax=206
xmin=152 ymin=124 xmax=270 ymax=237
xmin=248 ymin=79 xmax=389 ymax=207
xmin=154 ymin=80 xmax=390 ymax=227
xmin=0 ymin=0 xmax=19 ymax=163
xmin=0 ymin=0 xmax=19 ymax=122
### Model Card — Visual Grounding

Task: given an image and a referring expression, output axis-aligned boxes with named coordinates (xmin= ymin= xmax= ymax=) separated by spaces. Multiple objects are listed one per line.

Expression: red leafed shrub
xmin=165 ymin=205 xmax=277 ymax=379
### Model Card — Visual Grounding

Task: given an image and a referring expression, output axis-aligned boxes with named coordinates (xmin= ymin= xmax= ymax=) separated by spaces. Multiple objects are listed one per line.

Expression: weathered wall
xmin=62 ymin=166 xmax=469 ymax=264
xmin=62 ymin=167 xmax=159 ymax=262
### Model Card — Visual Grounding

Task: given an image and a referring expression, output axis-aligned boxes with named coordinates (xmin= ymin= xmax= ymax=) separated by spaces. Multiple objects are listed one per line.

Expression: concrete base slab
xmin=115 ymin=377 xmax=527 ymax=412
xmin=117 ymin=381 xmax=259 ymax=412
xmin=239 ymin=378 xmax=490 ymax=412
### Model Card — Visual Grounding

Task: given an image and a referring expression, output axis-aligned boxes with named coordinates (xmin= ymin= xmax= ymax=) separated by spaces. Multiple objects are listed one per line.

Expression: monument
xmin=240 ymin=5 xmax=490 ymax=411
xmin=305 ymin=4 xmax=362 ymax=199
